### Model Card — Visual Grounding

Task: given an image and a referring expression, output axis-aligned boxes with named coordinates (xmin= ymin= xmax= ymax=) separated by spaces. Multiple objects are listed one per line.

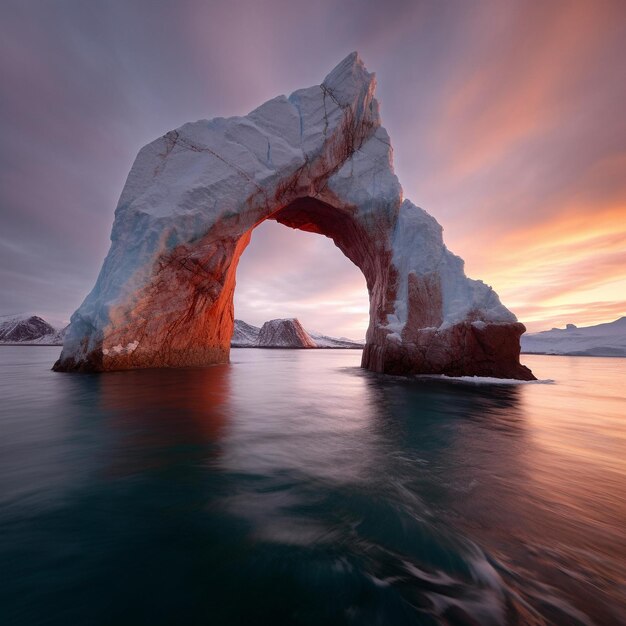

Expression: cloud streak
xmin=0 ymin=0 xmax=624 ymax=336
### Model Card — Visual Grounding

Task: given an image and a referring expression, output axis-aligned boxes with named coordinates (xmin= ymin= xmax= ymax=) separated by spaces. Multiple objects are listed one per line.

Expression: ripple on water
xmin=0 ymin=347 xmax=624 ymax=625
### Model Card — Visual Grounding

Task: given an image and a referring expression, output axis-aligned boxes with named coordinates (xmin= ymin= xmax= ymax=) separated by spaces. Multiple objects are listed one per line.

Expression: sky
xmin=1 ymin=0 xmax=625 ymax=338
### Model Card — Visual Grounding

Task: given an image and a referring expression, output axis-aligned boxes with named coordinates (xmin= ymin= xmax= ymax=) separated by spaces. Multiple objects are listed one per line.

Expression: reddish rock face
xmin=256 ymin=318 xmax=316 ymax=348
xmin=53 ymin=53 xmax=534 ymax=380
xmin=363 ymin=322 xmax=534 ymax=380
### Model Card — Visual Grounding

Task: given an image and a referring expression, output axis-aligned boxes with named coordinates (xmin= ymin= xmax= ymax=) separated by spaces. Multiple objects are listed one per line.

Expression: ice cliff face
xmin=54 ymin=52 xmax=533 ymax=379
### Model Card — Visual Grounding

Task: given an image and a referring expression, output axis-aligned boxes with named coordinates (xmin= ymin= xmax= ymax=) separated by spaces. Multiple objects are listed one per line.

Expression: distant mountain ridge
xmin=231 ymin=319 xmax=262 ymax=347
xmin=257 ymin=318 xmax=317 ymax=348
xmin=521 ymin=317 xmax=626 ymax=357
xmin=0 ymin=314 xmax=364 ymax=350
xmin=307 ymin=330 xmax=366 ymax=349
xmin=232 ymin=319 xmax=363 ymax=349
xmin=0 ymin=315 xmax=66 ymax=345
xmin=7 ymin=313 xmax=623 ymax=355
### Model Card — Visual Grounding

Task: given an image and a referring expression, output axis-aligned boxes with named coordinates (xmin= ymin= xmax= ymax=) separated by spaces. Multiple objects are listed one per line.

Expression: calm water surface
xmin=1 ymin=347 xmax=625 ymax=625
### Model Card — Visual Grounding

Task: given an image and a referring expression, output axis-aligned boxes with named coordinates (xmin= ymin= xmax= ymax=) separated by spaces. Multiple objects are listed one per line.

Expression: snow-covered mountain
xmin=257 ymin=318 xmax=317 ymax=348
xmin=231 ymin=319 xmax=261 ymax=347
xmin=308 ymin=331 xmax=365 ymax=349
xmin=0 ymin=315 xmax=66 ymax=345
xmin=0 ymin=313 xmax=363 ymax=350
xmin=521 ymin=317 xmax=626 ymax=357
xmin=231 ymin=318 xmax=363 ymax=349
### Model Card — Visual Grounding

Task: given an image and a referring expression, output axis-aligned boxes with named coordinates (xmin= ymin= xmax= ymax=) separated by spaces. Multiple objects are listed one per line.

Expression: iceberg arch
xmin=54 ymin=53 xmax=534 ymax=380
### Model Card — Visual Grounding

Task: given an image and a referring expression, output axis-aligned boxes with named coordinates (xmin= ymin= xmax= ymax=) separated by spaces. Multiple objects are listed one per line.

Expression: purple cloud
xmin=1 ymin=0 xmax=624 ymax=335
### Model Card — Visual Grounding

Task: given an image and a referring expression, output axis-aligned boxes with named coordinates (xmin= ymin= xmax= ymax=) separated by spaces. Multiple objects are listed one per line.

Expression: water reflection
xmin=1 ymin=347 xmax=625 ymax=625
xmin=222 ymin=352 xmax=382 ymax=482
xmin=517 ymin=356 xmax=626 ymax=623
xmin=214 ymin=353 xmax=567 ymax=623
xmin=362 ymin=376 xmax=533 ymax=531
xmin=98 ymin=365 xmax=231 ymax=476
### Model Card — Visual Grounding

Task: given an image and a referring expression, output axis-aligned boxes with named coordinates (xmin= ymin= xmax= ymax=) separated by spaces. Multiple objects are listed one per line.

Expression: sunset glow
xmin=1 ymin=4 xmax=626 ymax=622
xmin=1 ymin=0 xmax=624 ymax=338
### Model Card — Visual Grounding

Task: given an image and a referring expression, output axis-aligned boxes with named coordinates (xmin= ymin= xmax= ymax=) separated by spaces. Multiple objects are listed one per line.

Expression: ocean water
xmin=0 ymin=347 xmax=624 ymax=626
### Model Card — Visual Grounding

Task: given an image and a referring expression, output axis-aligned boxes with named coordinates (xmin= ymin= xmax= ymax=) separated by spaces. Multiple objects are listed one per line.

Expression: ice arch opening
xmin=233 ymin=218 xmax=369 ymax=340
xmin=268 ymin=197 xmax=390 ymax=341
xmin=54 ymin=52 xmax=534 ymax=379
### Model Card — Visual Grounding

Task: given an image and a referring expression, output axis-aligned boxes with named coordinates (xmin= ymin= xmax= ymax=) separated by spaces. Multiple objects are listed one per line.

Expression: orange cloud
xmin=433 ymin=1 xmax=617 ymax=183
xmin=457 ymin=198 xmax=626 ymax=331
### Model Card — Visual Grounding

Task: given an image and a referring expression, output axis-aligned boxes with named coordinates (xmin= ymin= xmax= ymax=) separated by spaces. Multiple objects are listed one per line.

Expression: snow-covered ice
xmin=521 ymin=317 xmax=626 ymax=357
